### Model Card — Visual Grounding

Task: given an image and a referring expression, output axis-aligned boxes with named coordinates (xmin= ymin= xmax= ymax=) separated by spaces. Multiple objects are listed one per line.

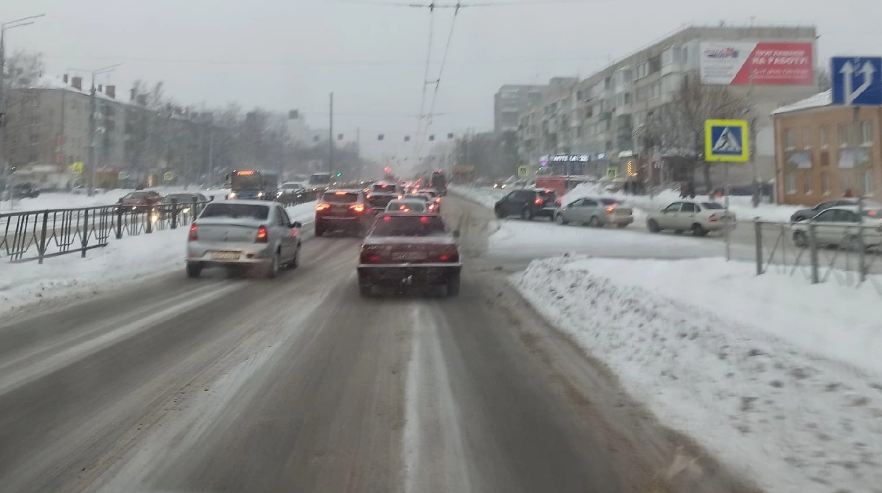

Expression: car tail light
xmin=360 ymin=246 xmax=383 ymax=263
xmin=315 ymin=202 xmax=330 ymax=212
xmin=350 ymin=203 xmax=365 ymax=213
xmin=188 ymin=223 xmax=198 ymax=241
xmin=534 ymin=197 xmax=544 ymax=206
xmin=605 ymin=206 xmax=615 ymax=215
xmin=256 ymin=225 xmax=268 ymax=243
xmin=436 ymin=245 xmax=459 ymax=263
xmin=383 ymin=214 xmax=392 ymax=222
xmin=419 ymin=215 xmax=430 ymax=224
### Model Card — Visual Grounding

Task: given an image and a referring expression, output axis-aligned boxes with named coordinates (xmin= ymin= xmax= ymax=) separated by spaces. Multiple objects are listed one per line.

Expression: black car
xmin=494 ymin=189 xmax=557 ymax=220
xmin=365 ymin=182 xmax=402 ymax=212
xmin=790 ymin=199 xmax=863 ymax=222
xmin=12 ymin=183 xmax=40 ymax=199
xmin=314 ymin=189 xmax=374 ymax=237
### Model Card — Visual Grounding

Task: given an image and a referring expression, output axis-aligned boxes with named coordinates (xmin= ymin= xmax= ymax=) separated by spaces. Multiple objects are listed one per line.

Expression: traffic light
xmin=404 ymin=135 xmax=410 ymax=142
xmin=428 ymin=134 xmax=435 ymax=141
xmin=335 ymin=171 xmax=343 ymax=178
xmin=377 ymin=133 xmax=384 ymax=141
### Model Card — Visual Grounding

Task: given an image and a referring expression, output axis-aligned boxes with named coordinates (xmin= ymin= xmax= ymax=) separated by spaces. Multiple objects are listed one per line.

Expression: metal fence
xmin=753 ymin=219 xmax=882 ymax=292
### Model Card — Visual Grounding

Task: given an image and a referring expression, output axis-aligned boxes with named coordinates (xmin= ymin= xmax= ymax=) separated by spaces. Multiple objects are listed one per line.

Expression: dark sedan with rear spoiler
xmin=357 ymin=212 xmax=462 ymax=296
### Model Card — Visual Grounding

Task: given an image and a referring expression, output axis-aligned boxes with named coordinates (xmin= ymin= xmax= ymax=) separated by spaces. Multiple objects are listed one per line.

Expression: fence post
xmin=808 ymin=222 xmax=819 ymax=284
xmin=146 ymin=207 xmax=153 ymax=234
xmin=38 ymin=211 xmax=49 ymax=264
xmin=754 ymin=219 xmax=762 ymax=276
xmin=171 ymin=199 xmax=178 ymax=230
xmin=116 ymin=208 xmax=123 ymax=239
xmin=81 ymin=209 xmax=90 ymax=258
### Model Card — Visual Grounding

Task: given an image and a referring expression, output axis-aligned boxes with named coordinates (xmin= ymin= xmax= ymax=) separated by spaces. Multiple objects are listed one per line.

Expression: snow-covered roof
xmin=27 ymin=75 xmax=125 ymax=104
xmin=771 ymin=90 xmax=832 ymax=115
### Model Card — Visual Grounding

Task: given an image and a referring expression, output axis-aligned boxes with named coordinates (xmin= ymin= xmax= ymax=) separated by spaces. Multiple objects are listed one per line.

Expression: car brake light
xmin=383 ymin=215 xmax=392 ymax=222
xmin=420 ymin=216 xmax=430 ymax=224
xmin=188 ymin=223 xmax=198 ymax=241
xmin=534 ymin=198 xmax=544 ymax=206
xmin=256 ymin=225 xmax=268 ymax=243
xmin=316 ymin=202 xmax=330 ymax=212
xmin=605 ymin=206 xmax=615 ymax=214
xmin=350 ymin=203 xmax=365 ymax=213
xmin=360 ymin=246 xmax=383 ymax=263
xmin=437 ymin=245 xmax=459 ymax=262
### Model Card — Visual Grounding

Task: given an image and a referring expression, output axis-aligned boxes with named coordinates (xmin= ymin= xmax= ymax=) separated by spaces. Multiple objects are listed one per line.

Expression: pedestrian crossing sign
xmin=705 ymin=119 xmax=749 ymax=163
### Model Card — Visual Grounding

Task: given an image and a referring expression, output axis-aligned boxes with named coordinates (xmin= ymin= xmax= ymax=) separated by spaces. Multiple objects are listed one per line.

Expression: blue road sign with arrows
xmin=832 ymin=57 xmax=882 ymax=106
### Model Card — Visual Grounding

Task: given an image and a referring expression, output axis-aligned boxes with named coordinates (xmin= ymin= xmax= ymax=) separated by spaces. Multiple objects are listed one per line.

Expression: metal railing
xmin=753 ymin=219 xmax=882 ymax=292
xmin=0 ymin=198 xmax=210 ymax=263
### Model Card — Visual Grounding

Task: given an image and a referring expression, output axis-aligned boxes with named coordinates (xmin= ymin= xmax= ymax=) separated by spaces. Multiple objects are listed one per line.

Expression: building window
xmin=819 ymin=126 xmax=829 ymax=148
xmin=802 ymin=127 xmax=812 ymax=149
xmin=784 ymin=129 xmax=796 ymax=150
xmin=803 ymin=172 xmax=813 ymax=195
xmin=862 ymin=169 xmax=874 ymax=195
xmin=861 ymin=121 xmax=874 ymax=146
xmin=785 ymin=173 xmax=796 ymax=194
xmin=838 ymin=123 xmax=851 ymax=147
xmin=821 ymin=171 xmax=830 ymax=194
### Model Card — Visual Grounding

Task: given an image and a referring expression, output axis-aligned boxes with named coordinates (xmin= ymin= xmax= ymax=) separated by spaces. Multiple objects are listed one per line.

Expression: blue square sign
xmin=705 ymin=119 xmax=749 ymax=163
xmin=832 ymin=57 xmax=882 ymax=106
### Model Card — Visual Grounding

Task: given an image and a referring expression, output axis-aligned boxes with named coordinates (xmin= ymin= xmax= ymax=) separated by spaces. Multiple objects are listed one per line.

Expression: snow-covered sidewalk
xmin=514 ymin=256 xmax=882 ymax=493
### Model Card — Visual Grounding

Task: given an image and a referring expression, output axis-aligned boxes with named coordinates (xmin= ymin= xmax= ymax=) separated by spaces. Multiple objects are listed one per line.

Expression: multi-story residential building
xmin=516 ymin=25 xmax=819 ymax=185
xmin=494 ymin=84 xmax=546 ymax=134
xmin=772 ymin=91 xmax=881 ymax=205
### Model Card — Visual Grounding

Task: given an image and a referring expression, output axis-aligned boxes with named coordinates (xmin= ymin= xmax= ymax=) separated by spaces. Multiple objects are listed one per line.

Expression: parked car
xmin=357 ymin=212 xmax=461 ymax=296
xmin=791 ymin=206 xmax=882 ymax=250
xmin=186 ymin=201 xmax=302 ymax=278
xmin=494 ymin=189 xmax=557 ymax=220
xmin=554 ymin=197 xmax=633 ymax=228
xmin=790 ymin=199 xmax=863 ymax=223
xmin=117 ymin=190 xmax=164 ymax=211
xmin=646 ymin=201 xmax=736 ymax=236
xmin=314 ymin=189 xmax=374 ymax=237
xmin=12 ymin=183 xmax=40 ymax=199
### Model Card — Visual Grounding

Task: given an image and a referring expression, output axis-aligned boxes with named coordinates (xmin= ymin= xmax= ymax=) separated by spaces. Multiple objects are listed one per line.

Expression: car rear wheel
xmin=691 ymin=223 xmax=708 ymax=237
xmin=266 ymin=253 xmax=280 ymax=278
xmin=288 ymin=244 xmax=301 ymax=269
xmin=315 ymin=224 xmax=325 ymax=237
xmin=792 ymin=231 xmax=808 ymax=248
xmin=616 ymin=223 xmax=628 ymax=229
xmin=555 ymin=213 xmax=568 ymax=225
xmin=521 ymin=207 xmax=533 ymax=221
xmin=446 ymin=273 xmax=461 ymax=297
xmin=494 ymin=206 xmax=503 ymax=219
xmin=186 ymin=262 xmax=202 ymax=278
xmin=647 ymin=219 xmax=660 ymax=233
xmin=588 ymin=216 xmax=602 ymax=228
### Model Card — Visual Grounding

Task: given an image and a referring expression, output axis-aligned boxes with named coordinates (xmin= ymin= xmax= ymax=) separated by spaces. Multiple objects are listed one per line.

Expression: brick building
xmin=772 ymin=90 xmax=882 ymax=205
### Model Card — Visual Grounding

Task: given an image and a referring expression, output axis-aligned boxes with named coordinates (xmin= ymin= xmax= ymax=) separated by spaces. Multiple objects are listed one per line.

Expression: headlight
xmin=257 ymin=192 xmax=265 ymax=198
xmin=228 ymin=192 xmax=237 ymax=199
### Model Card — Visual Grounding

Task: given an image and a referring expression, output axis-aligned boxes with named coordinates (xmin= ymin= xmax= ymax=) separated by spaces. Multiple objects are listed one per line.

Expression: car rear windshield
xmin=125 ymin=192 xmax=151 ymax=199
xmin=201 ymin=203 xmax=269 ymax=220
xmin=387 ymin=201 xmax=426 ymax=212
xmin=600 ymin=198 xmax=619 ymax=205
xmin=539 ymin=191 xmax=556 ymax=202
xmin=371 ymin=215 xmax=446 ymax=236
xmin=372 ymin=184 xmax=397 ymax=193
xmin=322 ymin=191 xmax=359 ymax=203
xmin=405 ymin=195 xmax=429 ymax=202
xmin=165 ymin=194 xmax=195 ymax=201
xmin=701 ymin=202 xmax=724 ymax=209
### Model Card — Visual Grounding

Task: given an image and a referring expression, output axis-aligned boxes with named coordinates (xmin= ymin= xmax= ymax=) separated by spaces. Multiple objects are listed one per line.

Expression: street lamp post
xmin=0 ymin=14 xmax=44 ymax=201
xmin=75 ymin=64 xmax=122 ymax=196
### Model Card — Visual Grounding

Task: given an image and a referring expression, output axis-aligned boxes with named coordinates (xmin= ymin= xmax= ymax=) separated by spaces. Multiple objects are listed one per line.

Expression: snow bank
xmin=2 ymin=187 xmax=232 ymax=213
xmin=0 ymin=229 xmax=187 ymax=318
xmin=514 ymin=256 xmax=882 ymax=493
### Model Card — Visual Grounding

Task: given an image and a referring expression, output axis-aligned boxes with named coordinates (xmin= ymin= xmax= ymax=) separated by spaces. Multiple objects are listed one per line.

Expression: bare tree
xmin=637 ymin=74 xmax=751 ymax=189
xmin=3 ymin=50 xmax=44 ymax=89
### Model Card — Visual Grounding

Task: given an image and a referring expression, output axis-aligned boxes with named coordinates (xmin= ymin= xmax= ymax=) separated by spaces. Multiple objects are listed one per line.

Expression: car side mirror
xmin=453 ymin=230 xmax=461 ymax=239
xmin=291 ymin=221 xmax=302 ymax=229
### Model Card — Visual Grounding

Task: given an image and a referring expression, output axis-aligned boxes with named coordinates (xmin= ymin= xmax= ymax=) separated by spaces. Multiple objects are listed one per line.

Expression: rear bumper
xmin=186 ymin=241 xmax=273 ymax=265
xmin=358 ymin=263 xmax=462 ymax=286
xmin=606 ymin=215 xmax=634 ymax=226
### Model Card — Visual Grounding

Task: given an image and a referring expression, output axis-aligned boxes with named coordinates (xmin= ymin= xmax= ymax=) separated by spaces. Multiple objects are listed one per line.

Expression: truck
xmin=227 ymin=169 xmax=279 ymax=200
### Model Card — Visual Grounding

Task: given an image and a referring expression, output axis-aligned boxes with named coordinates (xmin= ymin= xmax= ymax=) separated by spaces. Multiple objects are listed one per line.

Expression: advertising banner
xmin=700 ymin=41 xmax=813 ymax=85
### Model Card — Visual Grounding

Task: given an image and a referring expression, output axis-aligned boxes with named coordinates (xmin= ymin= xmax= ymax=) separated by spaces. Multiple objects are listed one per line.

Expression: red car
xmin=117 ymin=191 xmax=163 ymax=211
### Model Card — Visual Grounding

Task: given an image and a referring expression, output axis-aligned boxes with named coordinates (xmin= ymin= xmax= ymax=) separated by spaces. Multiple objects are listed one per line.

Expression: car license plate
xmin=395 ymin=251 xmax=427 ymax=261
xmin=212 ymin=251 xmax=240 ymax=261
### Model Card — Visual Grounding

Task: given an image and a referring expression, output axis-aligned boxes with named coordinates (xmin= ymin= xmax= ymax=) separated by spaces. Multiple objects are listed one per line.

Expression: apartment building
xmin=494 ymin=84 xmax=546 ymax=134
xmin=772 ymin=91 xmax=882 ymax=205
xmin=516 ymin=25 xmax=819 ymax=185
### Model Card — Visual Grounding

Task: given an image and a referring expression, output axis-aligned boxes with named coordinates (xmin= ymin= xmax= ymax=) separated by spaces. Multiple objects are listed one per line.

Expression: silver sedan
xmin=554 ymin=197 xmax=634 ymax=228
xmin=186 ymin=200 xmax=302 ymax=278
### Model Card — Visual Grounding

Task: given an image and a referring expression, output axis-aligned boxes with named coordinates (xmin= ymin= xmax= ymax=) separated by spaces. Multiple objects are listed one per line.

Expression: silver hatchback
xmin=186 ymin=201 xmax=302 ymax=278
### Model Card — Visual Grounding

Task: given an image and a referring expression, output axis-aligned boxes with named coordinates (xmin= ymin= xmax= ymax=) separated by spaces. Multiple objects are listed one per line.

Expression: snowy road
xmin=0 ymin=195 xmax=755 ymax=493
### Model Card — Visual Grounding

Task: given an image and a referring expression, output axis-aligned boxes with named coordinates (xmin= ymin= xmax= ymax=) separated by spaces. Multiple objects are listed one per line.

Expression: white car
xmin=646 ymin=201 xmax=735 ymax=236
xmin=554 ymin=197 xmax=634 ymax=228
xmin=791 ymin=206 xmax=882 ymax=250
xmin=385 ymin=199 xmax=427 ymax=213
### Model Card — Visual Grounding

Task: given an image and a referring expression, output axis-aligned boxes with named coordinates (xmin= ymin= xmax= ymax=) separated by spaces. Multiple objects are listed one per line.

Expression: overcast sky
xmin=4 ymin=0 xmax=881 ymax=159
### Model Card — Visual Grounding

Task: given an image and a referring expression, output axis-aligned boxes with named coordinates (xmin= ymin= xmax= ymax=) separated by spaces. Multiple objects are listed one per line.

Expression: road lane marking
xmin=403 ymin=305 xmax=471 ymax=493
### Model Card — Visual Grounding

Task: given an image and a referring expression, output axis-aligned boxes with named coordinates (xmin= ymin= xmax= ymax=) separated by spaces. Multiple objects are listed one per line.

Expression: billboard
xmin=700 ymin=41 xmax=813 ymax=85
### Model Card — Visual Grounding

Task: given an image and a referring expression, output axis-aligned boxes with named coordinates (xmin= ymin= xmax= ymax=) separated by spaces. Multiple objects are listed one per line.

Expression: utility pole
xmin=328 ymin=92 xmax=334 ymax=176
xmin=83 ymin=64 xmax=121 ymax=196
xmin=0 ymin=14 xmax=44 ymax=201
